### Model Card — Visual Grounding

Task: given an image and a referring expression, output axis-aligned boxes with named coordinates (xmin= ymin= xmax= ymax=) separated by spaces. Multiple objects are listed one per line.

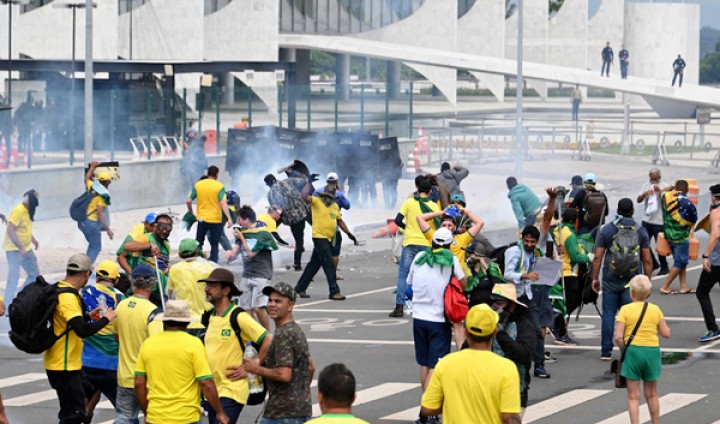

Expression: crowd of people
xmin=1 ymin=157 xmax=718 ymax=423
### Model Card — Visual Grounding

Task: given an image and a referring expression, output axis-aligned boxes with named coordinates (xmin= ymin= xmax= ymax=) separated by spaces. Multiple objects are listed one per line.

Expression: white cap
xmin=432 ymin=228 xmax=454 ymax=246
xmin=326 ymin=172 xmax=339 ymax=182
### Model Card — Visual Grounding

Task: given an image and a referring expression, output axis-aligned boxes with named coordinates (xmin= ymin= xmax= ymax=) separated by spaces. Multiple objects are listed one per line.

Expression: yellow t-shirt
xmin=423 ymin=228 xmax=474 ymax=265
xmin=189 ymin=178 xmax=227 ymax=223
xmin=310 ymin=197 xmax=340 ymax=241
xmin=114 ymin=295 xmax=162 ymax=388
xmin=135 ymin=331 xmax=213 ymax=424
xmin=3 ymin=203 xmax=32 ymax=251
xmin=421 ymin=349 xmax=520 ymax=424
xmin=86 ymin=181 xmax=107 ymax=222
xmin=44 ymin=281 xmax=84 ymax=371
xmin=400 ymin=197 xmax=440 ymax=247
xmin=552 ymin=225 xmax=587 ymax=277
xmin=617 ymin=302 xmax=665 ymax=347
xmin=307 ymin=414 xmax=369 ymax=424
xmin=257 ymin=213 xmax=278 ymax=233
xmin=168 ymin=259 xmax=215 ymax=329
xmin=204 ymin=305 xmax=268 ymax=404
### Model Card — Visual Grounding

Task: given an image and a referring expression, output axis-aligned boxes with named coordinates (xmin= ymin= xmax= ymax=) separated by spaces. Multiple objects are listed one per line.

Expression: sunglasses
xmin=156 ymin=223 xmax=173 ymax=230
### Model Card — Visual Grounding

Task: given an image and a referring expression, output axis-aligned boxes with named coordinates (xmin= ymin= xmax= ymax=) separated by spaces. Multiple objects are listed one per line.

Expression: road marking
xmin=381 ymin=406 xmax=420 ymax=421
xmin=577 ymin=315 xmax=717 ymax=323
xmin=97 ymin=413 xmax=144 ymax=424
xmin=0 ymin=373 xmax=47 ymax=389
xmin=651 ymin=264 xmax=703 ymax=280
xmin=330 ymin=383 xmax=417 ymax=420
xmin=4 ymin=389 xmax=57 ymax=406
xmin=294 ymin=287 xmax=394 ymax=308
xmin=524 ymin=389 xmax=612 ymax=423
xmin=595 ymin=393 xmax=706 ymax=424
xmin=694 ymin=336 xmax=720 ymax=351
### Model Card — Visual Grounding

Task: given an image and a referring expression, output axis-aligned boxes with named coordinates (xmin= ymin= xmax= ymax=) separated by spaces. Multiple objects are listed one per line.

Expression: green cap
xmin=179 ymin=238 xmax=200 ymax=256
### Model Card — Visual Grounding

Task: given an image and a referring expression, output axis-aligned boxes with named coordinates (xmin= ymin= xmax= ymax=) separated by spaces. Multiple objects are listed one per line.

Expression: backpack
xmin=444 ymin=276 xmax=468 ymax=323
xmin=582 ymin=189 xmax=607 ymax=229
xmin=575 ymin=266 xmax=601 ymax=320
xmin=9 ymin=276 xmax=82 ymax=354
xmin=609 ymin=224 xmax=641 ymax=278
xmin=201 ymin=307 xmax=266 ymax=406
xmin=69 ymin=190 xmax=98 ymax=222
xmin=491 ymin=242 xmax=519 ymax=274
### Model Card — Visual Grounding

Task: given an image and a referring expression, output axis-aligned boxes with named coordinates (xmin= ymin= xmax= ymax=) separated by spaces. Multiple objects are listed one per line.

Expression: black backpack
xmin=582 ymin=189 xmax=607 ymax=229
xmin=201 ymin=307 xmax=266 ymax=406
xmin=69 ymin=190 xmax=98 ymax=222
xmin=9 ymin=276 xmax=82 ymax=354
xmin=491 ymin=242 xmax=519 ymax=274
xmin=609 ymin=224 xmax=641 ymax=278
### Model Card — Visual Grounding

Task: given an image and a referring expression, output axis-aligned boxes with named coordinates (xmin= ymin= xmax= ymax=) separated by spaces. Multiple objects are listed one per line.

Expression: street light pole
xmin=84 ymin=0 xmax=94 ymax=164
xmin=129 ymin=0 xmax=132 ymax=59
xmin=514 ymin=0 xmax=524 ymax=179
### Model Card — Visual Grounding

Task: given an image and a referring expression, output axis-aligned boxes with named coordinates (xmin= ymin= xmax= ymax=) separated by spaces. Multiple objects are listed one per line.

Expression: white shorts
xmin=239 ymin=277 xmax=270 ymax=309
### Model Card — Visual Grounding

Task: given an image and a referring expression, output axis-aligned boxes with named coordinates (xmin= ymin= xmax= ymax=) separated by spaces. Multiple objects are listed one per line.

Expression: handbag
xmin=444 ymin=275 xmax=469 ymax=324
xmin=611 ymin=302 xmax=648 ymax=389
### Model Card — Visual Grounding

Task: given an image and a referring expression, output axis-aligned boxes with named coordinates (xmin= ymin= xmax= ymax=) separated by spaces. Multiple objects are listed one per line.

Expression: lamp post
xmin=1 ymin=0 xmax=25 ymax=108
xmin=128 ymin=0 xmax=133 ymax=59
xmin=514 ymin=0 xmax=524 ymax=178
xmin=54 ymin=1 xmax=95 ymax=165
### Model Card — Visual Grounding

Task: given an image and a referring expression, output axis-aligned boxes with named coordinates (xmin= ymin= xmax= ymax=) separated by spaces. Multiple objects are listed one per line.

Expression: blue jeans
xmin=196 ymin=221 xmax=223 ymax=263
xmin=78 ymin=219 xmax=102 ymax=263
xmin=601 ymin=283 xmax=631 ymax=356
xmin=395 ymin=244 xmax=427 ymax=305
xmin=203 ymin=397 xmax=244 ymax=424
xmin=5 ymin=250 xmax=40 ymax=305
xmin=260 ymin=417 xmax=311 ymax=424
xmin=114 ymin=386 xmax=140 ymax=424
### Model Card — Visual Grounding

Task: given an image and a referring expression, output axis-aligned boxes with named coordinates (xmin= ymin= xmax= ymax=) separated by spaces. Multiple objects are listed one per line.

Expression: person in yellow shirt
xmin=44 ymin=254 xmax=117 ymax=424
xmin=117 ymin=212 xmax=157 ymax=274
xmin=614 ymin=275 xmax=671 ymax=424
xmin=421 ymin=304 xmax=521 ymax=424
xmin=307 ymin=363 xmax=369 ymax=424
xmin=294 ymin=183 xmax=346 ymax=301
xmin=199 ymin=268 xmax=272 ymax=423
xmin=390 ymin=176 xmax=439 ymax=317
xmin=134 ymin=300 xmax=229 ymax=424
xmin=113 ymin=264 xmax=163 ymax=424
xmin=80 ymin=161 xmax=114 ymax=263
xmin=186 ymin=166 xmax=233 ymax=263
xmin=168 ymin=238 xmax=215 ymax=336
xmin=3 ymin=189 xmax=40 ymax=304
xmin=258 ymin=206 xmax=294 ymax=248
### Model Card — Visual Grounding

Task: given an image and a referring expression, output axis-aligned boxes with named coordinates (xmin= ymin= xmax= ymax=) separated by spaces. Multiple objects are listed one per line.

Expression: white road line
xmin=0 ymin=373 xmax=47 ymax=389
xmin=96 ymin=399 xmax=114 ymax=409
xmin=524 ymin=389 xmax=612 ymax=423
xmin=693 ymin=337 xmax=720 ymax=351
xmin=4 ymin=389 xmax=57 ymax=407
xmin=294 ymin=287 xmax=394 ymax=308
xmin=97 ymin=413 xmax=144 ymax=424
xmin=652 ymin=264 xmax=703 ymax=280
xmin=315 ymin=382 xmax=420 ymax=417
xmin=576 ymin=315 xmax=716 ymax=323
xmin=381 ymin=406 xmax=421 ymax=421
xmin=595 ymin=393 xmax=707 ymax=424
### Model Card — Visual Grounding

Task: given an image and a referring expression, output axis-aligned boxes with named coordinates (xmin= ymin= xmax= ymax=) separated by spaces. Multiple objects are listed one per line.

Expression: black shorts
xmin=46 ymin=369 xmax=94 ymax=424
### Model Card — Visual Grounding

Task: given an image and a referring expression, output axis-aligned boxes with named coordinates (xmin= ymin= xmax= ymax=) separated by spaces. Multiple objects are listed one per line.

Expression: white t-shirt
xmin=639 ymin=181 xmax=670 ymax=225
xmin=408 ymin=254 xmax=465 ymax=323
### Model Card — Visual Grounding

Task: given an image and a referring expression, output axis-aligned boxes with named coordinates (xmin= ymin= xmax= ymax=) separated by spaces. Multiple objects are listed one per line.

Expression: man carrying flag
xmin=226 ymin=205 xmax=278 ymax=330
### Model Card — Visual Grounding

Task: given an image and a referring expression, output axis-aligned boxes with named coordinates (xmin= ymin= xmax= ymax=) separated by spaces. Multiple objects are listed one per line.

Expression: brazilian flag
xmin=242 ymin=226 xmax=279 ymax=252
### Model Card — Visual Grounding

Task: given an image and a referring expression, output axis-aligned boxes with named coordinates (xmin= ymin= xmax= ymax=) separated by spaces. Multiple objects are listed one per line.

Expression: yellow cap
xmin=465 ymin=304 xmax=499 ymax=337
xmin=97 ymin=171 xmax=112 ymax=182
xmin=96 ymin=260 xmax=120 ymax=279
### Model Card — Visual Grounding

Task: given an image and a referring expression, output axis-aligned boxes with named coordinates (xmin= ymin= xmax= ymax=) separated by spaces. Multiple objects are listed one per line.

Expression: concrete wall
xmin=205 ymin=0 xmax=278 ymax=61
xmin=624 ymin=3 xmax=700 ymax=86
xmin=587 ymin=0 xmax=624 ymax=76
xmin=506 ymin=1 xmax=548 ymax=98
xmin=547 ymin=0 xmax=589 ymax=71
xmin=459 ymin=0 xmax=505 ymax=102
xmin=0 ymin=156 xmax=226 ymax=221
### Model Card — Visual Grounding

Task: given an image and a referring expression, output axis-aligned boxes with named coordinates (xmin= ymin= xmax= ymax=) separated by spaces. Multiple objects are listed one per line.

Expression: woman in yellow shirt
xmin=614 ymin=275 xmax=671 ymax=424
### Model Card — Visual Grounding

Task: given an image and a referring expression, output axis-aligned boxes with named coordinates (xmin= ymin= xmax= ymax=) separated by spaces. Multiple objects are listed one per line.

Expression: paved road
xmin=0 ymin=243 xmax=719 ymax=423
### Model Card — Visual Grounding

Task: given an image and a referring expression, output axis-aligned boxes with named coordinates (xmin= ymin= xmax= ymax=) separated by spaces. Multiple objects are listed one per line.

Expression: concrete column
xmin=222 ymin=72 xmax=235 ymax=105
xmin=386 ymin=60 xmax=401 ymax=99
xmin=295 ymin=49 xmax=311 ymax=94
xmin=279 ymin=48 xmax=296 ymax=101
xmin=336 ymin=53 xmax=350 ymax=101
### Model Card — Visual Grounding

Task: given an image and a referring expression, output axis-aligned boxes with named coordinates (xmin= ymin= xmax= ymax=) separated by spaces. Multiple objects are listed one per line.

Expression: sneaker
xmin=699 ymin=329 xmax=720 ymax=342
xmin=544 ymin=352 xmax=558 ymax=364
xmin=329 ymin=293 xmax=346 ymax=301
xmin=389 ymin=305 xmax=404 ymax=318
xmin=657 ymin=267 xmax=670 ymax=276
xmin=293 ymin=265 xmax=303 ymax=272
xmin=547 ymin=327 xmax=562 ymax=342
xmin=601 ymin=353 xmax=612 ymax=361
xmin=560 ymin=335 xmax=580 ymax=346
xmin=534 ymin=366 xmax=551 ymax=379
xmin=426 ymin=416 xmax=440 ymax=424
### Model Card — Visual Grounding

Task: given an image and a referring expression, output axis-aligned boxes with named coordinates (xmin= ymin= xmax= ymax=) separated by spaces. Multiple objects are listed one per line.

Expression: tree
xmin=699 ymin=40 xmax=720 ymax=84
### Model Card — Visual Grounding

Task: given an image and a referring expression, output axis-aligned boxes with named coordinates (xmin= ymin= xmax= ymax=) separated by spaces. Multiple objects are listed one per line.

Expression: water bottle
xmin=244 ymin=342 xmax=264 ymax=394
xmin=97 ymin=295 xmax=108 ymax=318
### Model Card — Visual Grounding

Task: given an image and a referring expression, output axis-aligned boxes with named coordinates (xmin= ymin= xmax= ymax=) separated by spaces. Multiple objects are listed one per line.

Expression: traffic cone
xmin=0 ymin=137 xmax=6 ymax=169
xmin=372 ymin=220 xmax=399 ymax=238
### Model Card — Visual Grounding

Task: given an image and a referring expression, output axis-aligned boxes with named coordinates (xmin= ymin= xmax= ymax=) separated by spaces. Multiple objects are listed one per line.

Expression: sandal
xmin=659 ymin=289 xmax=676 ymax=295
xmin=679 ymin=289 xmax=696 ymax=294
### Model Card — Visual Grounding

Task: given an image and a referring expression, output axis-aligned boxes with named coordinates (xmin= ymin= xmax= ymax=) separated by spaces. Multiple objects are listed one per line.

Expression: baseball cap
xmin=178 ymin=238 xmax=200 ymax=256
xmin=198 ymin=268 xmax=242 ymax=297
xmin=450 ymin=193 xmax=465 ymax=204
xmin=131 ymin=263 xmax=155 ymax=278
xmin=465 ymin=304 xmax=500 ymax=337
xmin=326 ymin=172 xmax=339 ymax=182
xmin=67 ymin=254 xmax=93 ymax=272
xmin=583 ymin=172 xmax=597 ymax=183
xmin=432 ymin=228 xmax=454 ymax=246
xmin=97 ymin=171 xmax=112 ymax=182
xmin=144 ymin=212 xmax=158 ymax=224
xmin=570 ymin=175 xmax=583 ymax=186
xmin=96 ymin=260 xmax=120 ymax=279
xmin=262 ymin=282 xmax=297 ymax=302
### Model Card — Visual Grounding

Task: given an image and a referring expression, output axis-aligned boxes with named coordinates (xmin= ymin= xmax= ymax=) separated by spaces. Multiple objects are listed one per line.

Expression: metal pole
xmin=7 ymin=0 xmax=12 ymax=106
xmin=514 ymin=0 xmax=523 ymax=178
xmin=83 ymin=0 xmax=94 ymax=164
xmin=278 ymin=83 xmax=283 ymax=128
xmin=70 ymin=7 xmax=77 ymax=165
xmin=182 ymin=88 xmax=187 ymax=138
xmin=110 ymin=89 xmax=115 ymax=160
xmin=129 ymin=0 xmax=133 ymax=60
xmin=408 ymin=80 xmax=413 ymax=138
xmin=384 ymin=79 xmax=389 ymax=136
xmin=146 ymin=89 xmax=152 ymax=160
xmin=333 ymin=85 xmax=338 ymax=132
xmin=621 ymin=92 xmax=630 ymax=155
xmin=215 ymin=86 xmax=220 ymax=154
xmin=360 ymin=83 xmax=365 ymax=130
xmin=247 ymin=87 xmax=252 ymax=127
xmin=306 ymin=84 xmax=311 ymax=131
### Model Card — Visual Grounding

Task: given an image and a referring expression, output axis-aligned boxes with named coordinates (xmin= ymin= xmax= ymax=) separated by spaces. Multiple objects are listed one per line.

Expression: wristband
xmin=703 ymin=254 xmax=709 ymax=259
